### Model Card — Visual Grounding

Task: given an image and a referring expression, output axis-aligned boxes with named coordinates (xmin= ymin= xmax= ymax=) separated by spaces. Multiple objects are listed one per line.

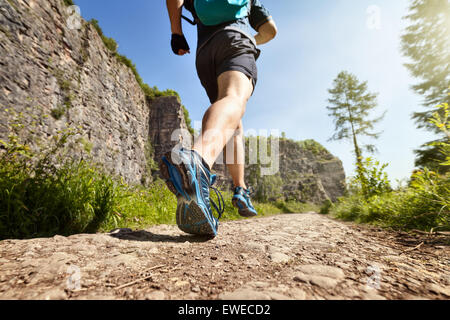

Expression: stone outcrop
xmin=0 ymin=0 xmax=346 ymax=203
xmin=277 ymin=139 xmax=346 ymax=203
xmin=149 ymin=96 xmax=189 ymax=163
xmin=215 ymin=139 xmax=346 ymax=204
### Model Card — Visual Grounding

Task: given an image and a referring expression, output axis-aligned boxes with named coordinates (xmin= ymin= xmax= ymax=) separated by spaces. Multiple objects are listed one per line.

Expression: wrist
xmin=171 ymin=26 xmax=183 ymax=35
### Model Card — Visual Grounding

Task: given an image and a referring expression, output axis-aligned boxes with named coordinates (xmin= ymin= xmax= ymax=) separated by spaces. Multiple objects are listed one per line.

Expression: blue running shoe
xmin=159 ymin=148 xmax=224 ymax=237
xmin=232 ymin=187 xmax=258 ymax=217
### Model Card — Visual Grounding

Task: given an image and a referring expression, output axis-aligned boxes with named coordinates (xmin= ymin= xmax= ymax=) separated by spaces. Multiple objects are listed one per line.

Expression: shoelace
xmin=210 ymin=185 xmax=225 ymax=220
xmin=235 ymin=186 xmax=254 ymax=198
xmin=246 ymin=186 xmax=255 ymax=196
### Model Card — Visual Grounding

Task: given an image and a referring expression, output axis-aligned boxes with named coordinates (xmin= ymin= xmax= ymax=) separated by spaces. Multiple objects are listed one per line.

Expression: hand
xmin=171 ymin=34 xmax=190 ymax=56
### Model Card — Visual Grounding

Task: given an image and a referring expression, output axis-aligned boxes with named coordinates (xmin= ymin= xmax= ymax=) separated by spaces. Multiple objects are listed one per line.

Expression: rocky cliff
xmin=214 ymin=139 xmax=346 ymax=204
xmin=149 ymin=96 xmax=189 ymax=165
xmin=0 ymin=0 xmax=346 ymax=204
xmin=0 ymin=0 xmax=188 ymax=186
xmin=277 ymin=139 xmax=346 ymax=203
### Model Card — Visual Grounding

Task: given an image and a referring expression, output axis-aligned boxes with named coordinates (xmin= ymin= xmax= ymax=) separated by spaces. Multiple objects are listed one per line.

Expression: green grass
xmin=330 ymin=171 xmax=450 ymax=232
xmin=97 ymin=183 xmax=318 ymax=233
xmin=0 ymin=151 xmax=314 ymax=240
xmin=208 ymin=189 xmax=319 ymax=223
xmin=332 ymin=104 xmax=450 ymax=232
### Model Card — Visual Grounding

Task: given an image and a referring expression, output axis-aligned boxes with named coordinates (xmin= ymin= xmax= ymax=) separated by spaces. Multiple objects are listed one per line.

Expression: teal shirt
xmin=185 ymin=0 xmax=272 ymax=55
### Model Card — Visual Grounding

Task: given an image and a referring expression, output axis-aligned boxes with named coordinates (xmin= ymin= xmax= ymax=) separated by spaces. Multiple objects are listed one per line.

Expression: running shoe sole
xmin=159 ymin=151 xmax=218 ymax=237
xmin=176 ymin=198 xmax=218 ymax=237
xmin=232 ymin=197 xmax=258 ymax=218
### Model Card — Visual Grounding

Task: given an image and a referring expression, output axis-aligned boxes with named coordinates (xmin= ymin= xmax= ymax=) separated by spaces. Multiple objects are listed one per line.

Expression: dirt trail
xmin=0 ymin=213 xmax=449 ymax=300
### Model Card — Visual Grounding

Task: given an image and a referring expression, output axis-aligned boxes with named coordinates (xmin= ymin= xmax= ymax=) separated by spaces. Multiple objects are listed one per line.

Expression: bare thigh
xmin=217 ymin=71 xmax=253 ymax=103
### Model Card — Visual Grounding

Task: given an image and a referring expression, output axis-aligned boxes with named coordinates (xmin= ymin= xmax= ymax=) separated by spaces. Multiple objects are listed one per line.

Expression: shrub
xmin=353 ymin=157 xmax=392 ymax=199
xmin=0 ymin=109 xmax=178 ymax=239
xmin=332 ymin=103 xmax=450 ymax=232
xmin=182 ymin=105 xmax=195 ymax=136
xmin=102 ymin=36 xmax=118 ymax=53
xmin=320 ymin=199 xmax=333 ymax=215
xmin=298 ymin=139 xmax=331 ymax=157
xmin=63 ymin=0 xmax=75 ymax=6
xmin=89 ymin=19 xmax=104 ymax=38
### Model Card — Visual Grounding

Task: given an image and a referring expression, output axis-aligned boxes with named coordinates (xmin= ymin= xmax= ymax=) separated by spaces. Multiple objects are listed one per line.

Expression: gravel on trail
xmin=0 ymin=213 xmax=448 ymax=300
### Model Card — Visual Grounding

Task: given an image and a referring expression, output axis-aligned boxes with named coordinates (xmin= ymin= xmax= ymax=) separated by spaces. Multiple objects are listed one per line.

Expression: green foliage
xmin=47 ymin=67 xmax=74 ymax=120
xmin=414 ymin=101 xmax=450 ymax=172
xmin=320 ymin=199 xmax=333 ymax=215
xmin=401 ymin=0 xmax=450 ymax=171
xmin=115 ymin=53 xmax=143 ymax=84
xmin=244 ymin=135 xmax=284 ymax=202
xmin=182 ymin=105 xmax=195 ymax=136
xmin=333 ymin=170 xmax=449 ymax=231
xmin=414 ymin=139 xmax=449 ymax=173
xmin=353 ymin=157 xmax=392 ymax=199
xmin=333 ymin=106 xmax=450 ymax=232
xmin=102 ymin=36 xmax=118 ymax=53
xmin=0 ymin=112 xmax=179 ymax=239
xmin=63 ymin=0 xmax=75 ymax=6
xmin=50 ymin=106 xmax=66 ymax=120
xmin=0 ymin=116 xmax=116 ymax=239
xmin=143 ymin=84 xmax=180 ymax=101
xmin=214 ymin=188 xmax=318 ymax=221
xmin=100 ymin=180 xmax=179 ymax=231
xmin=428 ymin=103 xmax=450 ymax=165
xmin=297 ymin=139 xmax=330 ymax=157
xmin=89 ymin=19 xmax=104 ymax=38
xmin=0 ymin=109 xmax=310 ymax=239
xmin=88 ymin=19 xmax=180 ymax=103
xmin=273 ymin=200 xmax=319 ymax=214
xmin=89 ymin=19 xmax=118 ymax=53
xmin=327 ymin=71 xmax=385 ymax=164
xmin=415 ymin=103 xmax=450 ymax=173
xmin=401 ymin=0 xmax=450 ymax=112
xmin=253 ymin=174 xmax=284 ymax=203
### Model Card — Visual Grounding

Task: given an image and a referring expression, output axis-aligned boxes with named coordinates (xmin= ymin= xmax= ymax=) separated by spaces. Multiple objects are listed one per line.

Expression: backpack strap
xmin=182 ymin=0 xmax=198 ymax=25
xmin=182 ymin=14 xmax=197 ymax=25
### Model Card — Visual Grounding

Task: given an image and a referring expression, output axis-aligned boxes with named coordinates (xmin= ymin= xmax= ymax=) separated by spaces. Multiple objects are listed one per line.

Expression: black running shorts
xmin=196 ymin=30 xmax=259 ymax=103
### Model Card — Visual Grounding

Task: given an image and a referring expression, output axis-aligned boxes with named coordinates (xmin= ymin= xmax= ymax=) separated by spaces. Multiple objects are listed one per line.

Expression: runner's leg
xmin=193 ymin=70 xmax=253 ymax=169
xmin=223 ymin=120 xmax=247 ymax=189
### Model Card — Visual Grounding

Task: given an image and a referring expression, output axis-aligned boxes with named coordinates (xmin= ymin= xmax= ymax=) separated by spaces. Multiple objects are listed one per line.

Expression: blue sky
xmin=74 ymin=0 xmax=435 ymax=184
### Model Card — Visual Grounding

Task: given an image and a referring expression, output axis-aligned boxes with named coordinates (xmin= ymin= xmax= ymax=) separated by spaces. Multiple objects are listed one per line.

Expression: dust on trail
xmin=0 ymin=213 xmax=449 ymax=300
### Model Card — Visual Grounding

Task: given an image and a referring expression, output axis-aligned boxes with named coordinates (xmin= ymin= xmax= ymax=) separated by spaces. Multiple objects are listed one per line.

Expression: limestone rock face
xmin=149 ymin=96 xmax=190 ymax=163
xmin=1 ymin=0 xmax=153 ymax=185
xmin=214 ymin=139 xmax=346 ymax=204
xmin=278 ymin=139 xmax=346 ymax=203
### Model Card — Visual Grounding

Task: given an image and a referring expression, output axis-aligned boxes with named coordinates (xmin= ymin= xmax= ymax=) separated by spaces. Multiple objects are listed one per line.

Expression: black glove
xmin=171 ymin=34 xmax=190 ymax=55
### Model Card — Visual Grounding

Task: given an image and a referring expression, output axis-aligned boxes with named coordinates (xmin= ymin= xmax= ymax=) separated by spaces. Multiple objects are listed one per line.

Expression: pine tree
xmin=327 ymin=71 xmax=385 ymax=167
xmin=401 ymin=0 xmax=450 ymax=172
